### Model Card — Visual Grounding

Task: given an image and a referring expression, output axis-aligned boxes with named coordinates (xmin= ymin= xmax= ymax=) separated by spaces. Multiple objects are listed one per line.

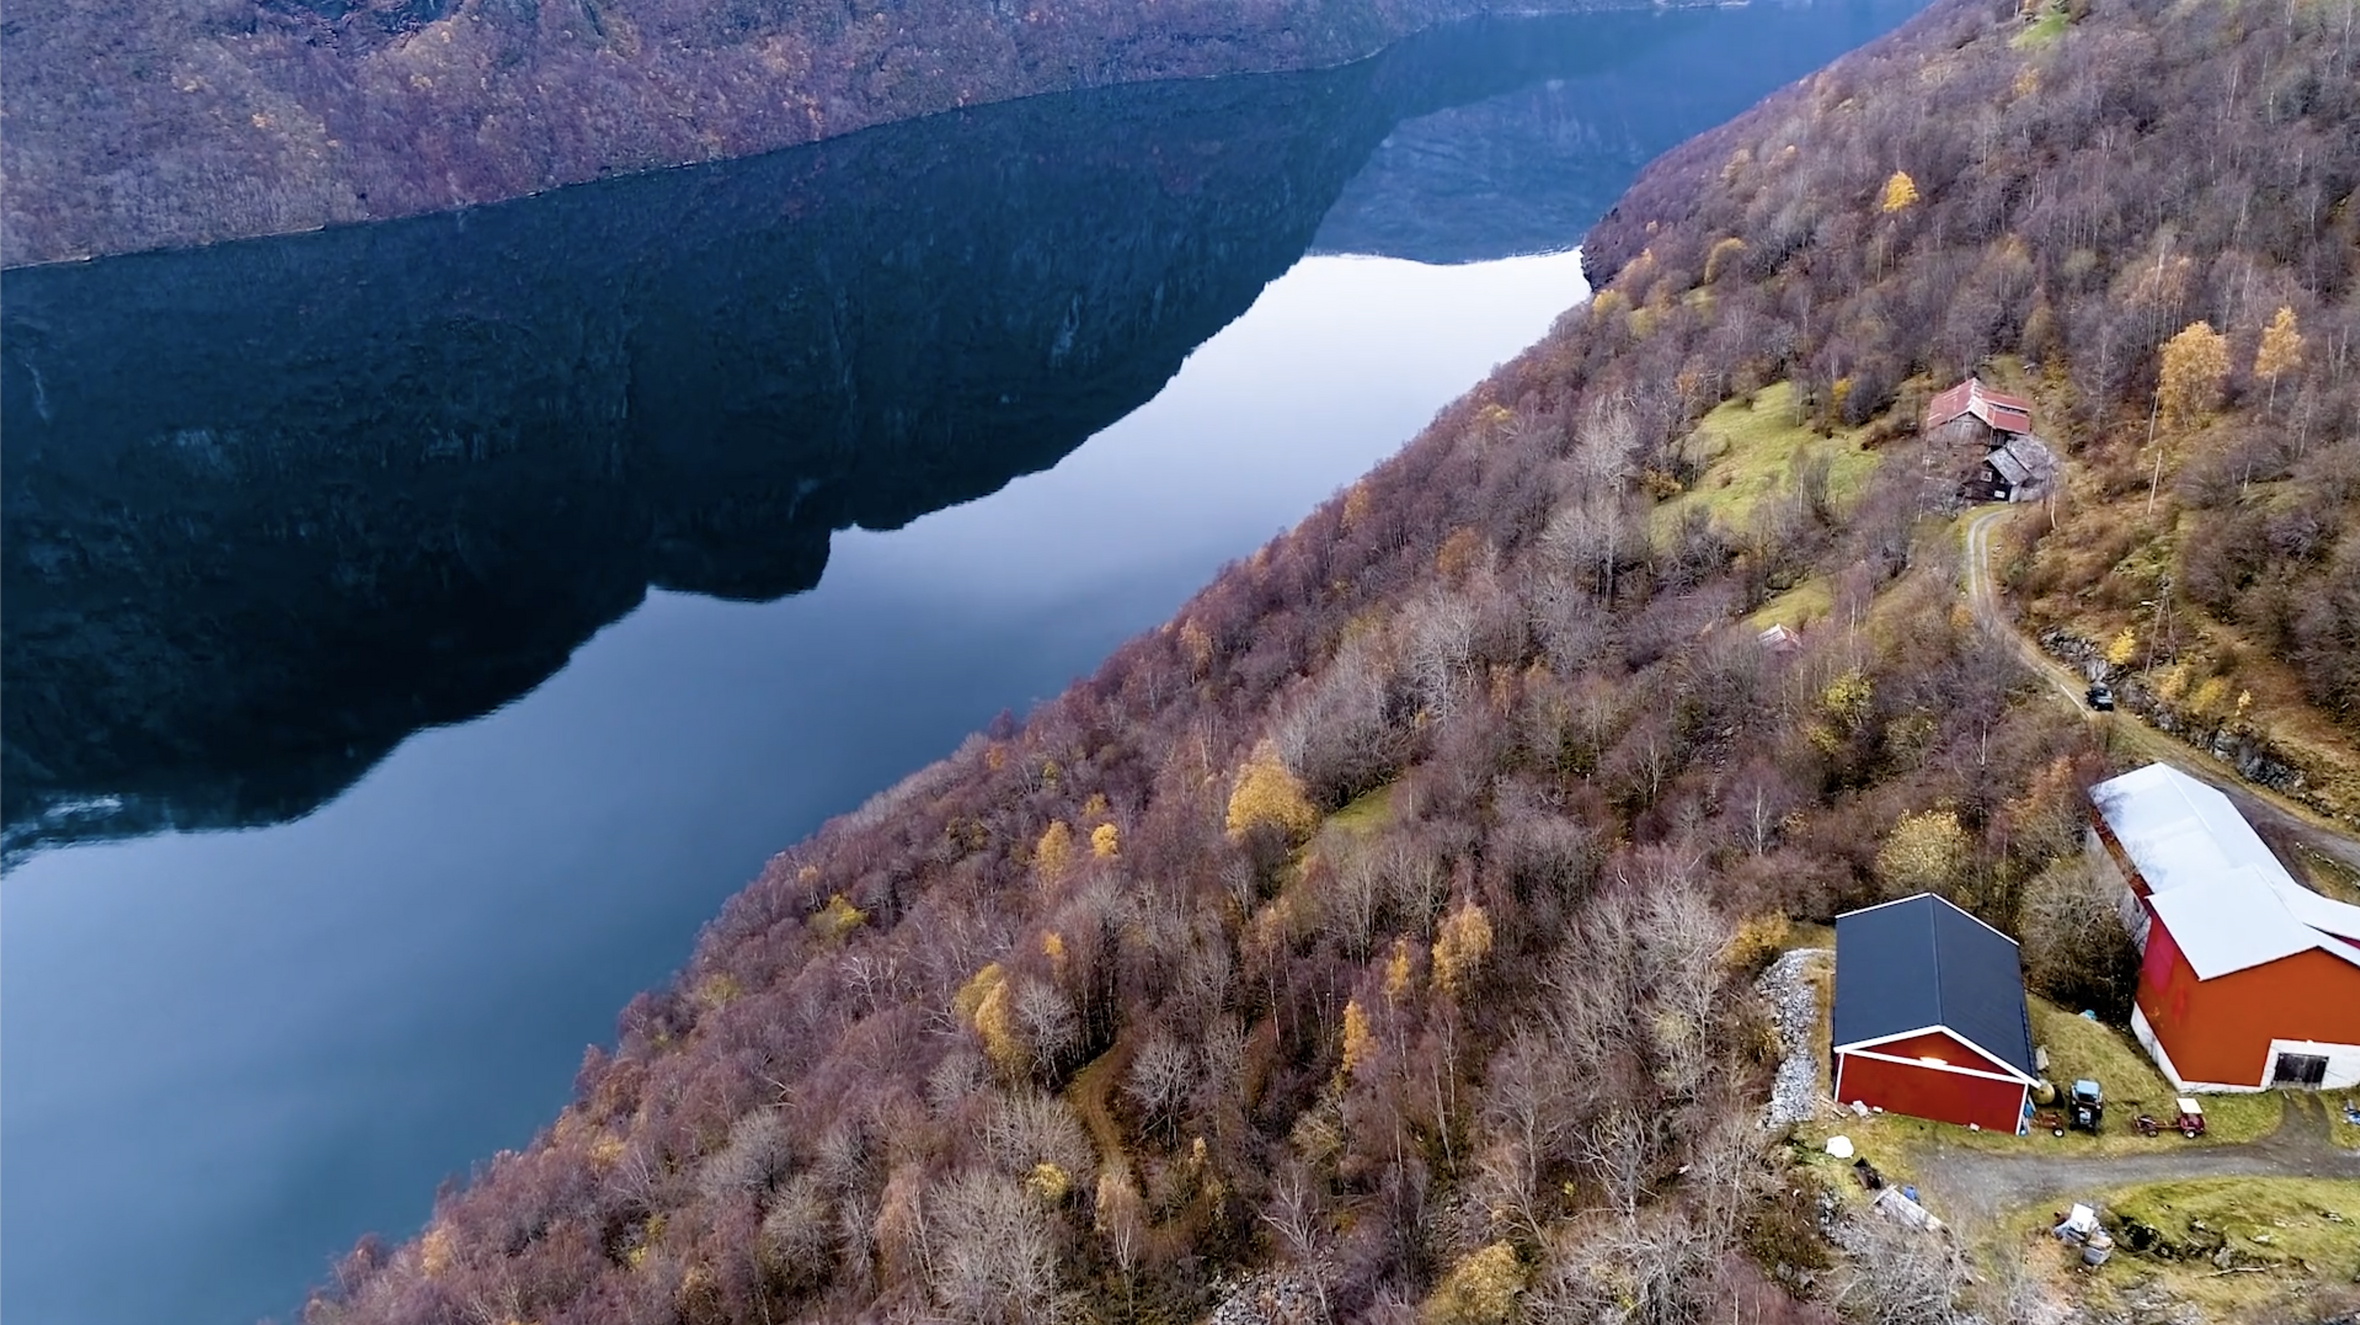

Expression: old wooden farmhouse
xmin=1924 ymin=376 xmax=2058 ymax=503
xmin=2088 ymin=763 xmax=2360 ymax=1091
xmin=1832 ymin=893 xmax=2040 ymax=1132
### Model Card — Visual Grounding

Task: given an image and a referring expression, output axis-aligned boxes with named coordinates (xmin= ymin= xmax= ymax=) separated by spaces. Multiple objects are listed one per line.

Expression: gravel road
xmin=1961 ymin=505 xmax=2360 ymax=878
xmin=1902 ymin=1093 xmax=2360 ymax=1227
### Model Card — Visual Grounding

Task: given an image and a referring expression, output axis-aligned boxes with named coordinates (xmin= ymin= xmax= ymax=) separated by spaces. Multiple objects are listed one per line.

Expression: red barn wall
xmin=1844 ymin=1030 xmax=2016 ymax=1074
xmin=2138 ymin=919 xmax=2360 ymax=1086
xmin=1835 ymin=1031 xmax=2027 ymax=1132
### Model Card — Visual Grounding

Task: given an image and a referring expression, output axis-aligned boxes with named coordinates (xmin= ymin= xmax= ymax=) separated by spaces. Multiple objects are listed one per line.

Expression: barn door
xmin=2271 ymin=1052 xmax=2329 ymax=1087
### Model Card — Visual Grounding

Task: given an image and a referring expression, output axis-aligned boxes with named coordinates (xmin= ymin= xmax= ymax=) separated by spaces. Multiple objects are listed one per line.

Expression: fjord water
xmin=0 ymin=3 xmax=1920 ymax=1321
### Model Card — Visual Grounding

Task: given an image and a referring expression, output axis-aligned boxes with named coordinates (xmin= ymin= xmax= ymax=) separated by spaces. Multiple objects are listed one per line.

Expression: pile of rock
xmin=1207 ymin=1269 xmax=1326 ymax=1325
xmin=1758 ymin=948 xmax=1831 ymax=1127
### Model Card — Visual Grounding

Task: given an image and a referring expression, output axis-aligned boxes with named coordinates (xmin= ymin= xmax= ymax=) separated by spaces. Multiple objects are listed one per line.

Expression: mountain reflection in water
xmin=2 ymin=13 xmax=1684 ymax=858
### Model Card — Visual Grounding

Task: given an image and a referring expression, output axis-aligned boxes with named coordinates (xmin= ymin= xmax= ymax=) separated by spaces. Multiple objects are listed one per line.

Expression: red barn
xmin=1923 ymin=376 xmax=2034 ymax=438
xmin=2089 ymin=764 xmax=2360 ymax=1091
xmin=1832 ymin=894 xmax=2038 ymax=1132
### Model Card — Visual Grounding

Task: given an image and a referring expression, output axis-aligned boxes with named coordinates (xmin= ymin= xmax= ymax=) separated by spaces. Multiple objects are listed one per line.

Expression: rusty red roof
xmin=1924 ymin=377 xmax=2033 ymax=434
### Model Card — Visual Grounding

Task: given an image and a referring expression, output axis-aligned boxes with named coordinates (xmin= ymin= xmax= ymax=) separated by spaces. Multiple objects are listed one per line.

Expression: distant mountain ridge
xmin=0 ymin=0 xmax=1652 ymax=266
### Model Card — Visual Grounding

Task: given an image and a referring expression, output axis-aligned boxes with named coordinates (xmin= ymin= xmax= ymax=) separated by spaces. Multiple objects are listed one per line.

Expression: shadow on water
xmin=0 ymin=12 xmax=1697 ymax=860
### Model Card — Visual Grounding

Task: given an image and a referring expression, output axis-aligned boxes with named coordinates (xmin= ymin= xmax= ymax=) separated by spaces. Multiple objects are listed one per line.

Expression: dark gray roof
xmin=1988 ymin=446 xmax=2035 ymax=486
xmin=1832 ymin=894 xmax=2036 ymax=1080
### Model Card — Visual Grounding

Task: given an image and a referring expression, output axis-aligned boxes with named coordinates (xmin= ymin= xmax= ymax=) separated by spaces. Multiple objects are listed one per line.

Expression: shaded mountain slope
xmin=0 ymin=0 xmax=1646 ymax=265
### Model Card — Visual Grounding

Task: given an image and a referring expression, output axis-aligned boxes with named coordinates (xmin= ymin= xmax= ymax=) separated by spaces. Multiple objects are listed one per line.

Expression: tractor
xmin=2067 ymin=1079 xmax=2105 ymax=1134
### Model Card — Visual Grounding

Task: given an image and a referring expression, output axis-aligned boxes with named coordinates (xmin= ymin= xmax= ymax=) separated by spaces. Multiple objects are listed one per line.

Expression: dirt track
xmin=1904 ymin=1094 xmax=2360 ymax=1227
xmin=1959 ymin=505 xmax=2360 ymax=878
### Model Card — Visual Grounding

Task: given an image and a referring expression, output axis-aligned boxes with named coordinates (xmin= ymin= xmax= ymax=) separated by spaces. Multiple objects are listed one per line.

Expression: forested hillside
xmin=1587 ymin=0 xmax=2360 ymax=818
xmin=0 ymin=0 xmax=1629 ymax=266
xmin=306 ymin=0 xmax=2360 ymax=1321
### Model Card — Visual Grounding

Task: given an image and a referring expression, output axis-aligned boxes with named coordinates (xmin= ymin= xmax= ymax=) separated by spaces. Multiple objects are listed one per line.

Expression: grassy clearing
xmin=1746 ymin=576 xmax=1833 ymax=631
xmin=1326 ymin=783 xmax=1394 ymax=837
xmin=2063 ymin=1178 xmax=2360 ymax=1318
xmin=2334 ymin=1095 xmax=2360 ymax=1150
xmin=2012 ymin=6 xmax=2068 ymax=48
xmin=1650 ymin=382 xmax=1879 ymax=539
xmin=2028 ymin=999 xmax=2283 ymax=1145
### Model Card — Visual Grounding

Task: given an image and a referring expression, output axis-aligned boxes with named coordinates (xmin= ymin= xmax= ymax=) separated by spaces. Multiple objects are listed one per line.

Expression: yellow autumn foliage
xmin=2104 ymin=627 xmax=2139 ymax=668
xmin=1704 ymin=235 xmax=1748 ymax=284
xmin=1418 ymin=1241 xmax=1526 ymax=1325
xmin=1876 ymin=808 xmax=1971 ymax=895
xmin=692 ymin=971 xmax=742 ymax=1010
xmin=1035 ymin=820 xmax=1075 ymax=883
xmin=1383 ymin=937 xmax=1416 ymax=1005
xmin=2254 ymin=305 xmax=2304 ymax=387
xmin=1340 ymin=999 xmax=1373 ymax=1078
xmin=1821 ymin=670 xmax=1874 ymax=731
xmin=974 ymin=978 xmax=1023 ymax=1075
xmin=420 ymin=1224 xmax=455 ymax=1279
xmin=2158 ymin=320 xmax=2229 ymax=425
xmin=809 ymin=893 xmax=866 ymax=940
xmin=1091 ymin=823 xmax=1120 ymax=859
xmin=1431 ymin=900 xmax=1494 ymax=997
xmin=1723 ymin=912 xmax=1790 ymax=974
xmin=1225 ymin=742 xmax=1318 ymax=842
xmin=1341 ymin=480 xmax=1374 ymax=532
xmin=954 ymin=962 xmax=1006 ymax=1022
xmin=1879 ymin=170 xmax=1920 ymax=212
xmin=1179 ymin=619 xmax=1214 ymax=676
xmin=1026 ymin=1162 xmax=1071 ymax=1203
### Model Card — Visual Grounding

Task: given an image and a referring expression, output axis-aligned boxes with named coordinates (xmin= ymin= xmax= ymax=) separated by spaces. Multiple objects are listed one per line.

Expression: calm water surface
xmin=1 ymin=4 xmax=1921 ymax=1321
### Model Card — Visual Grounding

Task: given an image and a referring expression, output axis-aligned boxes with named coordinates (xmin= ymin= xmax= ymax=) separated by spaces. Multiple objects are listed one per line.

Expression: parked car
xmin=2086 ymin=683 xmax=2115 ymax=712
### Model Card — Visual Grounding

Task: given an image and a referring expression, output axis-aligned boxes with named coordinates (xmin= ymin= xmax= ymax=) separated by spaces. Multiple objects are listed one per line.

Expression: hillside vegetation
xmin=0 ymin=0 xmax=1626 ymax=267
xmin=1587 ymin=0 xmax=2360 ymax=820
xmin=309 ymin=0 xmax=2360 ymax=1322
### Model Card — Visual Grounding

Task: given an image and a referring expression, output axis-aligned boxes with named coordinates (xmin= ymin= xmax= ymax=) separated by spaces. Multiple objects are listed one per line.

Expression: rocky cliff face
xmin=0 ymin=16 xmax=1637 ymax=857
xmin=0 ymin=0 xmax=1636 ymax=266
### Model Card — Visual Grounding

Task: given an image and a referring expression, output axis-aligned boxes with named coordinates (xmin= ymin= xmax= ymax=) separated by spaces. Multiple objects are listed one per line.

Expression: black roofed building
xmin=1831 ymin=893 xmax=2039 ymax=1132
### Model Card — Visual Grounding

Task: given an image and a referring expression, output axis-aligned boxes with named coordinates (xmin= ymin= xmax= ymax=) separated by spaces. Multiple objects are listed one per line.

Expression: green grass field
xmin=2070 ymin=1178 xmax=2360 ymax=1317
xmin=1651 ymin=382 xmax=1879 ymax=540
xmin=2012 ymin=7 xmax=2068 ymax=49
xmin=1746 ymin=576 xmax=1833 ymax=630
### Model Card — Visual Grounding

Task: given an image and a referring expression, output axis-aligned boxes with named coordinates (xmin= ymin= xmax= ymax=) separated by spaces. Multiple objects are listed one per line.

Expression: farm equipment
xmin=2173 ymin=1097 xmax=2205 ymax=1138
xmin=2135 ymin=1113 xmax=2159 ymax=1138
xmin=2033 ymin=1108 xmax=2066 ymax=1137
xmin=2068 ymin=1079 xmax=2105 ymax=1134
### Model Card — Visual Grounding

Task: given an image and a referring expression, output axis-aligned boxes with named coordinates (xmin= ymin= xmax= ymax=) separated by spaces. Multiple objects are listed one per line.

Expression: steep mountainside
xmin=1585 ymin=0 xmax=2360 ymax=820
xmin=307 ymin=0 xmax=2360 ymax=1323
xmin=0 ymin=0 xmax=1641 ymax=266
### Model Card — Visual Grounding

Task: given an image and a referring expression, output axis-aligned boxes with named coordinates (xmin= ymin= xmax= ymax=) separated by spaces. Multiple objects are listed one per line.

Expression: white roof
xmin=2091 ymin=763 xmax=2360 ymax=979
